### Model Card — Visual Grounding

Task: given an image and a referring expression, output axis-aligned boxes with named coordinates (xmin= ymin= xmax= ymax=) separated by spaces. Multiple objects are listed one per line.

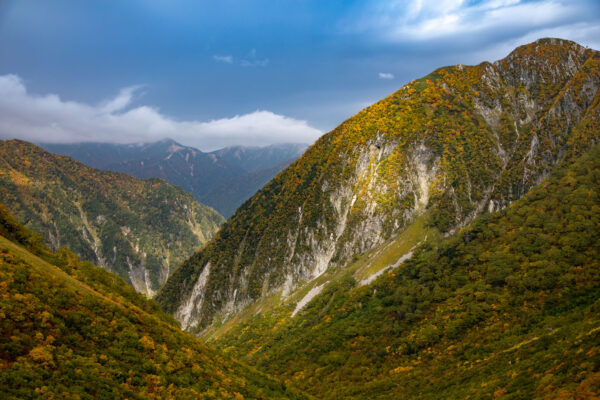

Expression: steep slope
xmin=213 ymin=145 xmax=600 ymax=399
xmin=0 ymin=140 xmax=224 ymax=296
xmin=42 ymin=140 xmax=308 ymax=217
xmin=0 ymin=204 xmax=307 ymax=399
xmin=156 ymin=38 xmax=600 ymax=331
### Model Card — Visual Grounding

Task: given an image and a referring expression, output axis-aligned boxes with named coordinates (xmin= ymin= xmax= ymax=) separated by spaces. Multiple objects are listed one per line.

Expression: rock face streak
xmin=156 ymin=39 xmax=600 ymax=331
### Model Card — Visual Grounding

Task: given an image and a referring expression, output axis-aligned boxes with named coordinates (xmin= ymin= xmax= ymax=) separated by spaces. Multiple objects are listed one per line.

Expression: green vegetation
xmin=213 ymin=146 xmax=600 ymax=399
xmin=353 ymin=213 xmax=432 ymax=283
xmin=0 ymin=140 xmax=224 ymax=295
xmin=0 ymin=205 xmax=307 ymax=399
xmin=157 ymin=38 xmax=600 ymax=332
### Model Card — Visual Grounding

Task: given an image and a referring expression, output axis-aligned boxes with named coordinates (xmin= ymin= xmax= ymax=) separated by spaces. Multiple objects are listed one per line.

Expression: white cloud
xmin=240 ymin=48 xmax=269 ymax=67
xmin=213 ymin=50 xmax=269 ymax=67
xmin=0 ymin=75 xmax=321 ymax=150
xmin=99 ymin=85 xmax=143 ymax=113
xmin=343 ymin=0 xmax=596 ymax=45
xmin=240 ymin=58 xmax=269 ymax=67
xmin=213 ymin=55 xmax=233 ymax=64
xmin=378 ymin=72 xmax=394 ymax=79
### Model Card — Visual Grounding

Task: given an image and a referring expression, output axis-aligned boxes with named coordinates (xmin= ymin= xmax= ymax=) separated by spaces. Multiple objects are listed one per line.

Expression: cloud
xmin=240 ymin=48 xmax=269 ymax=67
xmin=0 ymin=75 xmax=321 ymax=150
xmin=341 ymin=0 xmax=599 ymax=50
xmin=378 ymin=72 xmax=394 ymax=79
xmin=99 ymin=85 xmax=144 ymax=113
xmin=213 ymin=55 xmax=233 ymax=64
xmin=213 ymin=50 xmax=269 ymax=67
xmin=240 ymin=58 xmax=269 ymax=67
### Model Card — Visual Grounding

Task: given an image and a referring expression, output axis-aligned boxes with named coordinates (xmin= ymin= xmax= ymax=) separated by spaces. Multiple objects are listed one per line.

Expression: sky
xmin=0 ymin=0 xmax=599 ymax=151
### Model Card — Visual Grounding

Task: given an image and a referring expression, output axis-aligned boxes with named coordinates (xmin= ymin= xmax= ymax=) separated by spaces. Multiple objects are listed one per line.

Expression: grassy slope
xmin=203 ymin=213 xmax=433 ymax=341
xmin=0 ymin=204 xmax=307 ymax=400
xmin=213 ymin=147 xmax=600 ymax=399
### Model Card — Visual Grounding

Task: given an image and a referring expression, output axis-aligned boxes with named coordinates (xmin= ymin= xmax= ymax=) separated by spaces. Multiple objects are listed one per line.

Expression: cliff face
xmin=0 ymin=140 xmax=224 ymax=296
xmin=156 ymin=38 xmax=600 ymax=331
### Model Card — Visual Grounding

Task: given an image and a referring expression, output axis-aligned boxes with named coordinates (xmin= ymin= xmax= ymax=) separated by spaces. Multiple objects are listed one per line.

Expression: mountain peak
xmin=497 ymin=37 xmax=591 ymax=74
xmin=157 ymin=39 xmax=600 ymax=333
xmin=155 ymin=137 xmax=181 ymax=147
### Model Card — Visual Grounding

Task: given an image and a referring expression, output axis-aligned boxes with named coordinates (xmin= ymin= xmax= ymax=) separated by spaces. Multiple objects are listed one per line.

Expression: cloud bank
xmin=343 ymin=0 xmax=599 ymax=50
xmin=0 ymin=75 xmax=321 ymax=151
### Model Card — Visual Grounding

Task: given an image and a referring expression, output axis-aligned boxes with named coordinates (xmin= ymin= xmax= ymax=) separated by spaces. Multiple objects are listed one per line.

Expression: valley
xmin=1 ymin=36 xmax=599 ymax=399
xmin=0 ymin=203 xmax=306 ymax=399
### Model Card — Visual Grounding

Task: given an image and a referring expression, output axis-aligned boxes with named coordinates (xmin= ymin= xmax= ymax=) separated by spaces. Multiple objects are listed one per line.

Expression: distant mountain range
xmin=41 ymin=140 xmax=308 ymax=217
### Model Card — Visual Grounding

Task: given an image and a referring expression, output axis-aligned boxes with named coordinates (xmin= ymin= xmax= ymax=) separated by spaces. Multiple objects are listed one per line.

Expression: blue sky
xmin=0 ymin=0 xmax=599 ymax=150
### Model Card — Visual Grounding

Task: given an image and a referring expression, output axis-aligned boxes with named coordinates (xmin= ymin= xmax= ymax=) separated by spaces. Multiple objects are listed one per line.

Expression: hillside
xmin=42 ymin=140 xmax=308 ymax=217
xmin=0 ymin=140 xmax=224 ymax=296
xmin=156 ymin=38 xmax=600 ymax=331
xmin=0 ymin=204 xmax=307 ymax=399
xmin=212 ymin=145 xmax=600 ymax=399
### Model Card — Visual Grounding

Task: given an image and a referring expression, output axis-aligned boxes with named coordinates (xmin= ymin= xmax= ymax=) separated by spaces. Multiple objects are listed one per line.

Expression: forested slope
xmin=0 ymin=140 xmax=224 ymax=296
xmin=0 ymin=203 xmax=306 ymax=399
xmin=213 ymin=145 xmax=600 ymax=399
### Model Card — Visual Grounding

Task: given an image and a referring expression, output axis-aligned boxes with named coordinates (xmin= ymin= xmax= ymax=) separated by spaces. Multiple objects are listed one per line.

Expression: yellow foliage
xmin=29 ymin=346 xmax=54 ymax=364
xmin=140 ymin=335 xmax=155 ymax=351
xmin=390 ymin=365 xmax=414 ymax=374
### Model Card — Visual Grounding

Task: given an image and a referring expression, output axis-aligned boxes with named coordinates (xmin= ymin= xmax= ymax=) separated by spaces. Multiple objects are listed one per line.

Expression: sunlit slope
xmin=158 ymin=38 xmax=600 ymax=332
xmin=0 ymin=204 xmax=307 ymax=400
xmin=0 ymin=139 xmax=224 ymax=296
xmin=213 ymin=146 xmax=600 ymax=399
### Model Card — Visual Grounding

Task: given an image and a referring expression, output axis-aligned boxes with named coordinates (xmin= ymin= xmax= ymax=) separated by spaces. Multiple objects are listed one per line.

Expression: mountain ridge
xmin=0 ymin=139 xmax=224 ymax=296
xmin=41 ymin=140 xmax=308 ymax=217
xmin=156 ymin=38 xmax=600 ymax=332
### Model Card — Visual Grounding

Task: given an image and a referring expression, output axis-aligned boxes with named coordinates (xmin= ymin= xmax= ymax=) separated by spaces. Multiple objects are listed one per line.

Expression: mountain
xmin=210 ymin=143 xmax=308 ymax=174
xmin=42 ymin=140 xmax=308 ymax=217
xmin=212 ymin=144 xmax=600 ymax=399
xmin=155 ymin=38 xmax=600 ymax=332
xmin=0 ymin=140 xmax=224 ymax=296
xmin=0 ymin=204 xmax=307 ymax=399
